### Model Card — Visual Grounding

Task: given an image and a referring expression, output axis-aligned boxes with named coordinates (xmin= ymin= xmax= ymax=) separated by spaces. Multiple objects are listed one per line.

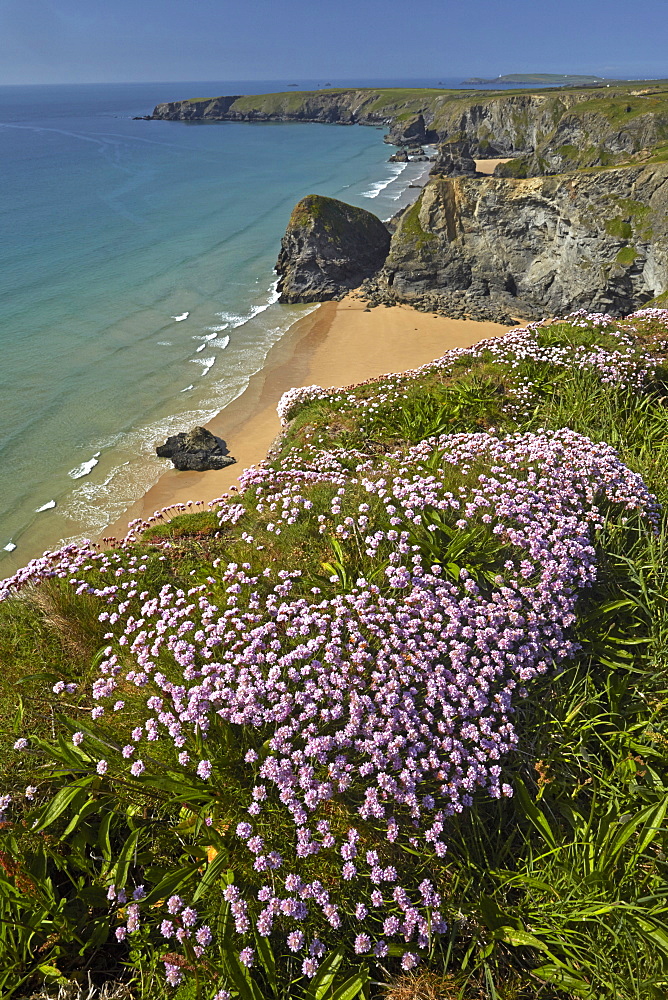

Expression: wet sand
xmin=105 ymin=296 xmax=509 ymax=538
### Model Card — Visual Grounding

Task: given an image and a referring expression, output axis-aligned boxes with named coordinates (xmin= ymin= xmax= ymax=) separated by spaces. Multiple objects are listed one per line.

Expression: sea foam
xmin=361 ymin=162 xmax=407 ymax=198
xmin=35 ymin=500 xmax=57 ymax=512
xmin=214 ymin=281 xmax=280 ymax=331
xmin=69 ymin=452 xmax=101 ymax=480
xmin=190 ymin=357 xmax=215 ymax=376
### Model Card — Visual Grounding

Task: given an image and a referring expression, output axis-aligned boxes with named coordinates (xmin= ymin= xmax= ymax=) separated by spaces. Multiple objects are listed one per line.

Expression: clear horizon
xmin=0 ymin=0 xmax=665 ymax=87
xmin=0 ymin=73 xmax=666 ymax=90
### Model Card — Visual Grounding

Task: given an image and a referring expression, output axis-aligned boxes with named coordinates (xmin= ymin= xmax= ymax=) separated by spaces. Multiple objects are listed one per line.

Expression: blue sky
xmin=1 ymin=0 xmax=666 ymax=86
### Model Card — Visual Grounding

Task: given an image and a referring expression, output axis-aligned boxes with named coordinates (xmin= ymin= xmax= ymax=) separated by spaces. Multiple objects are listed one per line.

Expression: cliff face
xmin=151 ymin=87 xmax=668 ymax=174
xmin=152 ymin=95 xmax=243 ymax=120
xmin=152 ymin=90 xmax=438 ymax=140
xmin=432 ymin=92 xmax=668 ymax=174
xmin=275 ymin=195 xmax=391 ymax=303
xmin=364 ymin=163 xmax=668 ymax=322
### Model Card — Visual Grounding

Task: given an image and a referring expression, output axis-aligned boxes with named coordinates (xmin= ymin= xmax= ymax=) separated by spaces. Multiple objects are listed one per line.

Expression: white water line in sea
xmin=2 ymin=131 xmax=422 ymax=561
xmin=361 ymin=161 xmax=408 ymax=198
xmin=214 ymin=279 xmax=281 ymax=330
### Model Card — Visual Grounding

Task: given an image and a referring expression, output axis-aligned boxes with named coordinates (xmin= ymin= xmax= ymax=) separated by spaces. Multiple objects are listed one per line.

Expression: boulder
xmin=275 ymin=195 xmax=391 ymax=303
xmin=156 ymin=426 xmax=235 ymax=472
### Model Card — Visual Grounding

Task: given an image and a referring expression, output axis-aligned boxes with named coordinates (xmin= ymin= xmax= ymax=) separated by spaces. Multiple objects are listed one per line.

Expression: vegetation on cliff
xmin=2 ymin=309 xmax=668 ymax=1000
xmin=151 ymin=81 xmax=668 ymax=173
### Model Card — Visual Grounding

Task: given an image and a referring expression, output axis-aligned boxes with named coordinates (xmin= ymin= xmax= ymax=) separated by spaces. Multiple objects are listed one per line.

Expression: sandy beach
xmin=474 ymin=158 xmax=512 ymax=175
xmin=105 ymin=296 xmax=509 ymax=539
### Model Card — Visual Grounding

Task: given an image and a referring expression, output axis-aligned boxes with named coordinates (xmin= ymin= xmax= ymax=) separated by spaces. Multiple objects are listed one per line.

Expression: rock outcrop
xmin=383 ymin=113 xmax=432 ymax=146
xmin=275 ymin=195 xmax=391 ymax=303
xmin=429 ymin=141 xmax=479 ymax=177
xmin=363 ymin=162 xmax=668 ymax=322
xmin=151 ymin=91 xmax=438 ymax=138
xmin=150 ymin=86 xmax=668 ymax=175
xmin=156 ymin=427 xmax=235 ymax=471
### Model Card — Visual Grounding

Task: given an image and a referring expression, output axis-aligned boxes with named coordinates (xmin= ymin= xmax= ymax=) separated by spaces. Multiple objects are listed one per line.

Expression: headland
xmin=148 ymin=81 xmax=668 ymax=324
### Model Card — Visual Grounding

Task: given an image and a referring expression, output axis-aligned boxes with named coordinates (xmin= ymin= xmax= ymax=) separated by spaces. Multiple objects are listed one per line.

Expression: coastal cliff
xmin=273 ymin=164 xmax=668 ymax=322
xmin=363 ymin=161 xmax=668 ymax=321
xmin=150 ymin=83 xmax=668 ymax=172
xmin=153 ymin=83 xmax=668 ymax=320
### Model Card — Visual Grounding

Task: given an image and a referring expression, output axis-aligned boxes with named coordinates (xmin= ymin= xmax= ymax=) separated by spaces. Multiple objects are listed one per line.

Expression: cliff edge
xmin=149 ymin=84 xmax=668 ymax=174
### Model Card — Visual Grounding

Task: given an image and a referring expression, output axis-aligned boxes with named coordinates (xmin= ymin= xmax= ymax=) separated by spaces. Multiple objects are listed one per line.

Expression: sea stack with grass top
xmin=275 ymin=194 xmax=391 ymax=303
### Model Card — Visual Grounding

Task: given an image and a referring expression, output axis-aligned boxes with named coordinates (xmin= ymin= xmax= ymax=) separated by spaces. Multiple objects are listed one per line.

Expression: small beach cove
xmin=103 ymin=296 xmax=509 ymax=540
xmin=0 ymin=81 xmax=437 ymax=573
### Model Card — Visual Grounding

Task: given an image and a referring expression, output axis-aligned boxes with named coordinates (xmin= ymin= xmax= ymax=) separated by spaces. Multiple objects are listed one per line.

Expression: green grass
xmin=3 ymin=313 xmax=668 ymax=998
xmin=141 ymin=510 xmax=220 ymax=541
xmin=616 ymin=246 xmax=638 ymax=265
xmin=606 ymin=217 xmax=634 ymax=239
xmin=394 ymin=195 xmax=436 ymax=248
xmin=567 ymin=91 xmax=668 ymax=127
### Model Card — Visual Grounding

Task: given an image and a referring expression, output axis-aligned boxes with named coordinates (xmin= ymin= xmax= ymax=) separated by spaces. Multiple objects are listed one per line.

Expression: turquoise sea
xmin=0 ymin=77 xmax=526 ymax=569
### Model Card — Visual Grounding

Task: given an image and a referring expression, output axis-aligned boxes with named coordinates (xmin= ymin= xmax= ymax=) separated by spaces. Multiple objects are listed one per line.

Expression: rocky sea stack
xmin=155 ymin=426 xmax=235 ymax=472
xmin=275 ymin=195 xmax=391 ymax=303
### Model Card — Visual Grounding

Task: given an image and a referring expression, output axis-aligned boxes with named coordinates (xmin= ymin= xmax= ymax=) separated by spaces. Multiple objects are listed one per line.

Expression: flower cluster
xmin=16 ymin=424 xmax=655 ymax=971
xmin=277 ymin=385 xmax=330 ymax=426
xmin=1 ymin=308 xmax=664 ymax=981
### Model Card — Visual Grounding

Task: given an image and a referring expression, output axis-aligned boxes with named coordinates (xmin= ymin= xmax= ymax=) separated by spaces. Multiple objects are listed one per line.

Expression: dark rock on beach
xmin=275 ymin=195 xmax=391 ymax=303
xmin=156 ymin=427 xmax=236 ymax=472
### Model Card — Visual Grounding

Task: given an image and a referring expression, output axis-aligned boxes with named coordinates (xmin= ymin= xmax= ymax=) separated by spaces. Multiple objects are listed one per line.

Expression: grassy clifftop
xmin=153 ymin=82 xmax=668 ymax=175
xmin=288 ymin=194 xmax=384 ymax=234
xmin=2 ymin=309 xmax=668 ymax=998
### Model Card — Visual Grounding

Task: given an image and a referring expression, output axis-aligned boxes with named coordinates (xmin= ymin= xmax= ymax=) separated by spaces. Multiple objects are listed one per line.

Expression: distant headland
xmin=462 ymin=73 xmax=607 ymax=85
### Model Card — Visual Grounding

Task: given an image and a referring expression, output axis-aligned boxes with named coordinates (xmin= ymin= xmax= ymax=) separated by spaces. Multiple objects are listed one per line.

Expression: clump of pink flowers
xmin=0 ymin=309 xmax=664 ymax=980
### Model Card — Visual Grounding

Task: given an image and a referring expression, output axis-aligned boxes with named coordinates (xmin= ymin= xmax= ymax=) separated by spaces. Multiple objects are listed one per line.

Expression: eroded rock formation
xmin=275 ymin=195 xmax=391 ymax=303
xmin=429 ymin=141 xmax=479 ymax=177
xmin=156 ymin=427 xmax=235 ymax=472
xmin=363 ymin=163 xmax=668 ymax=321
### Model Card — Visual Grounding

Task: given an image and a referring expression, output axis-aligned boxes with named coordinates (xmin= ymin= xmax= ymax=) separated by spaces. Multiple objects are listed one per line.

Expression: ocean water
xmin=0 ymin=80 xmax=445 ymax=569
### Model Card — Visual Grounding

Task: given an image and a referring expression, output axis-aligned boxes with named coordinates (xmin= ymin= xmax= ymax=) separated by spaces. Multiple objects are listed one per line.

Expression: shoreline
xmin=104 ymin=296 xmax=509 ymax=540
xmin=0 ymin=142 xmax=431 ymax=579
xmin=0 ymin=155 xmax=511 ymax=575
